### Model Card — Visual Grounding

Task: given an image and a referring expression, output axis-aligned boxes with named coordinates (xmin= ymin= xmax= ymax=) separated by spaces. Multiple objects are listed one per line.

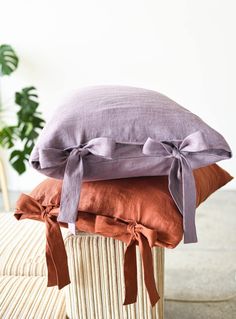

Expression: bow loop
xmin=39 ymin=148 xmax=67 ymax=169
xmin=84 ymin=137 xmax=116 ymax=158
xmin=15 ymin=193 xmax=52 ymax=219
xmin=179 ymin=130 xmax=209 ymax=152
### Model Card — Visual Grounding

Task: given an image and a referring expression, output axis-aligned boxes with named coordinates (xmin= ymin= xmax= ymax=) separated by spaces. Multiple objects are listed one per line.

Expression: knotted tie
xmin=95 ymin=216 xmax=160 ymax=306
xmin=143 ymin=131 xmax=210 ymax=243
xmin=38 ymin=137 xmax=116 ymax=233
xmin=15 ymin=193 xmax=70 ymax=289
xmin=15 ymin=196 xmax=160 ymax=306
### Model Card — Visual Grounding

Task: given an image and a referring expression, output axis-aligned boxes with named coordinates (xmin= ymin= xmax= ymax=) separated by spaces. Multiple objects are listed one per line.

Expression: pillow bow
xmin=39 ymin=137 xmax=116 ymax=233
xmin=95 ymin=216 xmax=159 ymax=306
xmin=143 ymin=130 xmax=212 ymax=243
xmin=15 ymin=193 xmax=70 ymax=289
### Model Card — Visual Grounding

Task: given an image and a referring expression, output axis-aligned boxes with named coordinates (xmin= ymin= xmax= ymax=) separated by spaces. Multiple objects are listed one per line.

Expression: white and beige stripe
xmin=64 ymin=233 xmax=164 ymax=319
xmin=0 ymin=276 xmax=66 ymax=319
xmin=0 ymin=213 xmax=68 ymax=277
xmin=1 ymin=213 xmax=165 ymax=319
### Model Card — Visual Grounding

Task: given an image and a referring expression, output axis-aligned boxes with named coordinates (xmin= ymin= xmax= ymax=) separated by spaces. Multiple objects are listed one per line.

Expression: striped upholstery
xmin=0 ymin=213 xmax=69 ymax=277
xmin=64 ymin=233 xmax=163 ymax=319
xmin=1 ymin=213 xmax=164 ymax=319
xmin=0 ymin=276 xmax=66 ymax=319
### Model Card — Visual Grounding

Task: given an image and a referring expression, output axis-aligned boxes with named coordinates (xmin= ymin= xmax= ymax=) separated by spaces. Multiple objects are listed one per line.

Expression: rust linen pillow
xmin=15 ymin=164 xmax=233 ymax=306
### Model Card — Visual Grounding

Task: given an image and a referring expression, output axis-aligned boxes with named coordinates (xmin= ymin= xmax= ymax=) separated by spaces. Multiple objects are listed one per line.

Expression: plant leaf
xmin=9 ymin=150 xmax=26 ymax=174
xmin=1 ymin=85 xmax=45 ymax=175
xmin=0 ymin=126 xmax=17 ymax=148
xmin=24 ymin=139 xmax=34 ymax=155
xmin=15 ymin=87 xmax=39 ymax=121
xmin=0 ymin=44 xmax=19 ymax=75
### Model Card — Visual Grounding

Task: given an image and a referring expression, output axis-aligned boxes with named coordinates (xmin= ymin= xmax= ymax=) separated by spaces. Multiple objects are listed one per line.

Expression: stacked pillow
xmin=15 ymin=165 xmax=233 ymax=306
xmin=29 ymin=85 xmax=232 ymax=243
xmin=15 ymin=86 xmax=233 ymax=306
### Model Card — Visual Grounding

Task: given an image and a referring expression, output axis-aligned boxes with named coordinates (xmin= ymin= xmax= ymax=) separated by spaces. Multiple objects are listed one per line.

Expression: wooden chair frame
xmin=0 ymin=157 xmax=10 ymax=211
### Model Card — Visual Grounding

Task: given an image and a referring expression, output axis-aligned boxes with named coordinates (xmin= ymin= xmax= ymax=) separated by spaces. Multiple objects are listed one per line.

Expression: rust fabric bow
xmin=15 ymin=194 xmax=160 ymax=306
xmin=95 ymin=216 xmax=160 ymax=306
xmin=15 ymin=193 xmax=70 ymax=289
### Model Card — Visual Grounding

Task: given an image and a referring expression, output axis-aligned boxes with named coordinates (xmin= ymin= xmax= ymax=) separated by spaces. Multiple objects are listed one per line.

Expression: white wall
xmin=0 ymin=0 xmax=235 ymax=191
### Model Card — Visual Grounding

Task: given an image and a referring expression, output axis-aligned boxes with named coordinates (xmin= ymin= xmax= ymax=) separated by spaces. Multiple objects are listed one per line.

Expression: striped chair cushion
xmin=0 ymin=213 xmax=69 ymax=277
xmin=64 ymin=233 xmax=163 ymax=319
xmin=0 ymin=276 xmax=66 ymax=319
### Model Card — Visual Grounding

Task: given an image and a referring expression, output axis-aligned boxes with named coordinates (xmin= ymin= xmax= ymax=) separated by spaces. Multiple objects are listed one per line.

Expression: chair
xmin=0 ymin=157 xmax=10 ymax=211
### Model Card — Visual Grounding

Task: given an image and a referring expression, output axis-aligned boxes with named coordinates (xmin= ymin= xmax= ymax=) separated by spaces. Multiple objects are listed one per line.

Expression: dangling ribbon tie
xmin=124 ymin=222 xmax=160 ymax=306
xmin=38 ymin=137 xmax=116 ymax=233
xmin=15 ymin=193 xmax=70 ymax=289
xmin=95 ymin=216 xmax=159 ymax=306
xmin=143 ymin=131 xmax=210 ymax=244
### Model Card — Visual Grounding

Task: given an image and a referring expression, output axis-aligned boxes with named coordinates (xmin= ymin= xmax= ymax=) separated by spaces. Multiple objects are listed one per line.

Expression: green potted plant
xmin=0 ymin=44 xmax=45 ymax=174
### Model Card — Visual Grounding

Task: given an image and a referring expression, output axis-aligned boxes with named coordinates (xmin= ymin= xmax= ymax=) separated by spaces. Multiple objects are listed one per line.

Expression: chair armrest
xmin=64 ymin=232 xmax=164 ymax=319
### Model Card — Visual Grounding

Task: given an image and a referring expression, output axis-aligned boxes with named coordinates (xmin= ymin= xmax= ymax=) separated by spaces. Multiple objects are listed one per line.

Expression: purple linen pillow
xmin=30 ymin=85 xmax=232 ymax=243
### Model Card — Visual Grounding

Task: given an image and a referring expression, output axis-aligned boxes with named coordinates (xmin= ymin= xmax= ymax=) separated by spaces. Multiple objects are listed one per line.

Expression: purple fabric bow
xmin=39 ymin=137 xmax=116 ymax=233
xmin=142 ymin=131 xmax=210 ymax=244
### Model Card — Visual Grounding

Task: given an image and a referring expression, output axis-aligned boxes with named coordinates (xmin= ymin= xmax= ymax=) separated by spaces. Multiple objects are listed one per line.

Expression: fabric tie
xmin=143 ymin=131 xmax=210 ymax=244
xmin=39 ymin=137 xmax=116 ymax=233
xmin=95 ymin=216 xmax=160 ymax=306
xmin=15 ymin=194 xmax=70 ymax=289
xmin=15 ymin=197 xmax=160 ymax=306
